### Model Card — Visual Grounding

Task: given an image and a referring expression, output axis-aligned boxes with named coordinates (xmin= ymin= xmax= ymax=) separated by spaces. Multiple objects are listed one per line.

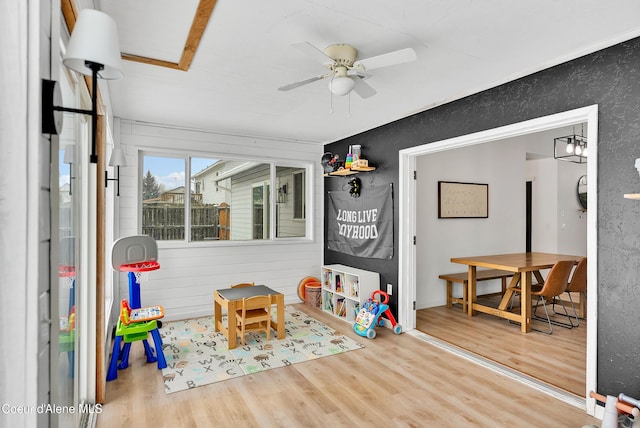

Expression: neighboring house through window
xmin=141 ymin=154 xmax=310 ymax=242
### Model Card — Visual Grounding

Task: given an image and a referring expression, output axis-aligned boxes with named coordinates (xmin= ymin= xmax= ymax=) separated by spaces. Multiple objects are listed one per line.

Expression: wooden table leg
xmin=213 ymin=292 xmax=222 ymax=332
xmin=227 ymin=300 xmax=237 ymax=349
xmin=521 ymin=272 xmax=532 ymax=333
xmin=467 ymin=266 xmax=477 ymax=317
xmin=276 ymin=294 xmax=285 ymax=339
xmin=533 ymin=270 xmax=545 ymax=285
xmin=498 ymin=273 xmax=521 ymax=310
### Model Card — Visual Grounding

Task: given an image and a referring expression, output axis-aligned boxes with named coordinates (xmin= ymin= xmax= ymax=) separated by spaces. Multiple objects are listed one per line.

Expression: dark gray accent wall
xmin=325 ymin=37 xmax=640 ymax=396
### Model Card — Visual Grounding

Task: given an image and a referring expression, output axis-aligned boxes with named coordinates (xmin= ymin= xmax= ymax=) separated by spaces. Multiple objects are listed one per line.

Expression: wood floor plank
xmin=97 ymin=304 xmax=597 ymax=428
xmin=416 ymin=299 xmax=586 ymax=396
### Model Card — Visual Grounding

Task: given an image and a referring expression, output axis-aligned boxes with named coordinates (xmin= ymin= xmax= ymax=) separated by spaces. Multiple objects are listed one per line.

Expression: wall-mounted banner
xmin=327 ymin=184 xmax=393 ymax=259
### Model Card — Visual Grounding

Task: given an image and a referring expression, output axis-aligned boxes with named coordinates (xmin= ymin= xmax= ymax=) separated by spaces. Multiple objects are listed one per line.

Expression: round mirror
xmin=577 ymin=175 xmax=587 ymax=210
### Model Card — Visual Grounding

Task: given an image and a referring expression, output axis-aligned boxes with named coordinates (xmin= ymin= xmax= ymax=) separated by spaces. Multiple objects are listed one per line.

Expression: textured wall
xmin=325 ymin=37 xmax=640 ymax=395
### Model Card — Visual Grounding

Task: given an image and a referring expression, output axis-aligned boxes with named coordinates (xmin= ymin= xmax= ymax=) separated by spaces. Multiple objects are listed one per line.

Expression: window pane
xmin=276 ymin=167 xmax=306 ymax=238
xmin=142 ymin=156 xmax=185 ymax=240
xmin=191 ymin=158 xmax=225 ymax=241
xmin=192 ymin=160 xmax=270 ymax=240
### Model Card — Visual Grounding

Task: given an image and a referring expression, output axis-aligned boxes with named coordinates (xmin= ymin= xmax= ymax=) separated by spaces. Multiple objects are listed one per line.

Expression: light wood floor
xmin=97 ymin=303 xmax=597 ymax=428
xmin=417 ymin=297 xmax=586 ymax=397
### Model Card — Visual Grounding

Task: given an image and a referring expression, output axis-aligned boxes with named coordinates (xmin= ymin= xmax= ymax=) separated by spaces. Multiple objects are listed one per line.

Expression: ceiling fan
xmin=278 ymin=42 xmax=417 ymax=98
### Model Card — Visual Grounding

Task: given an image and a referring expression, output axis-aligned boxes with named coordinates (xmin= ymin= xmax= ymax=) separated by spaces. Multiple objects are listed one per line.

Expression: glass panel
xmin=276 ymin=167 xmax=306 ymax=238
xmin=191 ymin=157 xmax=226 ymax=241
xmin=142 ymin=158 xmax=310 ymax=241
xmin=142 ymin=156 xmax=186 ymax=240
xmin=56 ymin=66 xmax=79 ymax=428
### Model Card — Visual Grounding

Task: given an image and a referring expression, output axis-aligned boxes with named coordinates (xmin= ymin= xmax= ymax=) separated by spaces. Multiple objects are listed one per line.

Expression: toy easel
xmin=58 ymin=264 xmax=75 ymax=376
xmin=58 ymin=237 xmax=75 ymax=377
xmin=108 ymin=235 xmax=166 ymax=381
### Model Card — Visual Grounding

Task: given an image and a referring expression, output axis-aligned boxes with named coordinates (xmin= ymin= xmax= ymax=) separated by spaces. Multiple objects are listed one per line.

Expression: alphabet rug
xmin=160 ymin=306 xmax=364 ymax=394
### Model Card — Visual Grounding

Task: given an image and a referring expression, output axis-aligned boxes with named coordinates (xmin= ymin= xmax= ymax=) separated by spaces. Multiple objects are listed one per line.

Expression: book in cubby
xmin=321 ymin=264 xmax=380 ymax=324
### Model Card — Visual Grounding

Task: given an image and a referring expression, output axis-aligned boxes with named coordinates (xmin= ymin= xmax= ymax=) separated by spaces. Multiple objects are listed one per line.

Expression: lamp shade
xmin=63 ymin=9 xmax=123 ymax=80
xmin=108 ymin=148 xmax=127 ymax=167
xmin=63 ymin=145 xmax=75 ymax=164
xmin=329 ymin=76 xmax=355 ymax=96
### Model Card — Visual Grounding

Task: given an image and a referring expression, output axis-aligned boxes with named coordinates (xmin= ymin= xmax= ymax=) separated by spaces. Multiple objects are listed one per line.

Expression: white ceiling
xmin=100 ymin=0 xmax=640 ymax=144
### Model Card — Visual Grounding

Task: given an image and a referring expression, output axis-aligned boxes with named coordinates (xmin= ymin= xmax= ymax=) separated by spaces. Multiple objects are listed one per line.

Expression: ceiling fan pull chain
xmin=347 ymin=92 xmax=351 ymax=118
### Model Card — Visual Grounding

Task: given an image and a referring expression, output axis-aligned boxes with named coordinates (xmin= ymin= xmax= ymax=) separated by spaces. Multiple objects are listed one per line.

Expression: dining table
xmin=213 ymin=285 xmax=285 ymax=349
xmin=450 ymin=252 xmax=582 ymax=333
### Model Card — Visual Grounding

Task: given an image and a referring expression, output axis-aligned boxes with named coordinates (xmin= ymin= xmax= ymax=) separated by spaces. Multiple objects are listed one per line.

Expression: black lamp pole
xmin=88 ymin=61 xmax=103 ymax=164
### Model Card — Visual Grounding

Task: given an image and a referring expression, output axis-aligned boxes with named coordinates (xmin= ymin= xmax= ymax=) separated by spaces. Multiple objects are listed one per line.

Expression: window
xmin=275 ymin=167 xmax=306 ymax=238
xmin=141 ymin=154 xmax=310 ymax=242
xmin=142 ymin=156 xmax=186 ymax=240
xmin=293 ymin=171 xmax=305 ymax=220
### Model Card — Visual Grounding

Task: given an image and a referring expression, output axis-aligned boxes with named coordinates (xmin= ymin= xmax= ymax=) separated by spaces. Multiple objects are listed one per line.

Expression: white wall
xmin=114 ymin=121 xmax=323 ymax=321
xmin=415 ymin=127 xmax=587 ymax=309
xmin=2 ymin=1 xmax=52 ymax=426
xmin=527 ymin=158 xmax=559 ymax=252
xmin=416 ymin=139 xmax=525 ymax=309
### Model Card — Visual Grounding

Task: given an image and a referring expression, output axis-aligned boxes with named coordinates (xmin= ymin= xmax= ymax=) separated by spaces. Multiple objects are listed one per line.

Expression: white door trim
xmin=398 ymin=105 xmax=598 ymax=415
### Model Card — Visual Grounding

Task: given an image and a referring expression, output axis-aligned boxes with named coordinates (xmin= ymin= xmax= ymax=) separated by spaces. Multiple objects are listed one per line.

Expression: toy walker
xmin=353 ymin=290 xmax=402 ymax=339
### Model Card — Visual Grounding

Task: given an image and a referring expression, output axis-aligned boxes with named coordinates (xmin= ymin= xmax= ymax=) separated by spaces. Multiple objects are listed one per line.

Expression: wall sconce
xmin=105 ymin=148 xmax=126 ymax=196
xmin=63 ymin=145 xmax=76 ymax=195
xmin=42 ymin=9 xmax=123 ymax=164
xmin=277 ymin=183 xmax=288 ymax=204
xmin=553 ymin=125 xmax=588 ymax=164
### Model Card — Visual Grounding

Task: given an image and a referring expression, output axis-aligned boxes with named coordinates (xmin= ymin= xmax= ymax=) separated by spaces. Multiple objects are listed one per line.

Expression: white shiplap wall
xmin=114 ymin=120 xmax=324 ymax=321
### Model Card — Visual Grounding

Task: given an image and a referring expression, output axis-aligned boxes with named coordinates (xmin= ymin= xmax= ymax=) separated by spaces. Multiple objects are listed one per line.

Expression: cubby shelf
xmin=321 ymin=264 xmax=380 ymax=324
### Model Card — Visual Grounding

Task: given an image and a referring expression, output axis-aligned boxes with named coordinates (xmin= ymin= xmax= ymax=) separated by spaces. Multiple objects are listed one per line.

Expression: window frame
xmin=138 ymin=150 xmax=314 ymax=246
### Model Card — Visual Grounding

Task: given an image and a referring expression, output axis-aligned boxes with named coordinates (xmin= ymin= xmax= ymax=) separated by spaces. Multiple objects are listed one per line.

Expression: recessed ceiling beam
xmin=121 ymin=0 xmax=217 ymax=71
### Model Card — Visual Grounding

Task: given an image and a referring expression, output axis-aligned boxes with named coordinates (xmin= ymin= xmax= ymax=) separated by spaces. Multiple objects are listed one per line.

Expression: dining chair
xmin=554 ymin=257 xmax=587 ymax=327
xmin=508 ymin=260 xmax=575 ymax=334
xmin=235 ymin=294 xmax=272 ymax=345
xmin=231 ymin=282 xmax=255 ymax=288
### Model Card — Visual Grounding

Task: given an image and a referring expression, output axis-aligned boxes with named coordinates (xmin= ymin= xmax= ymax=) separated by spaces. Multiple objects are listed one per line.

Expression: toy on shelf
xmin=353 ymin=290 xmax=402 ymax=339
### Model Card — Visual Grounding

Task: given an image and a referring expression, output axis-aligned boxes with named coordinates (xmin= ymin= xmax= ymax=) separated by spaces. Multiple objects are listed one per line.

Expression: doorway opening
xmin=398 ymin=105 xmax=598 ymax=415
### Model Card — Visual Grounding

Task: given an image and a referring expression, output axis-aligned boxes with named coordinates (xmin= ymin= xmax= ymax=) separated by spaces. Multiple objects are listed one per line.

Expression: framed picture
xmin=438 ymin=181 xmax=488 ymax=218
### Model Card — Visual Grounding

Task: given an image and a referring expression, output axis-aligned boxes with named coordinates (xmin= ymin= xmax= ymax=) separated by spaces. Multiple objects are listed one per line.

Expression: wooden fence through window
xmin=142 ymin=203 xmax=230 ymax=241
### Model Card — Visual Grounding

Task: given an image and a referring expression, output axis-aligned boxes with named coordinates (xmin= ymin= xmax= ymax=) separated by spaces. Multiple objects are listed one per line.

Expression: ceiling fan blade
xmin=291 ymin=42 xmax=333 ymax=64
xmin=347 ymin=69 xmax=371 ymax=79
xmin=352 ymin=76 xmax=376 ymax=99
xmin=278 ymin=75 xmax=325 ymax=91
xmin=353 ymin=47 xmax=416 ymax=71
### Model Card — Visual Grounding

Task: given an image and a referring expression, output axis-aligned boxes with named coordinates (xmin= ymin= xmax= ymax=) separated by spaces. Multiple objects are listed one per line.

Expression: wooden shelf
xmin=323 ymin=166 xmax=376 ymax=177
xmin=351 ymin=166 xmax=376 ymax=172
xmin=624 ymin=193 xmax=640 ymax=200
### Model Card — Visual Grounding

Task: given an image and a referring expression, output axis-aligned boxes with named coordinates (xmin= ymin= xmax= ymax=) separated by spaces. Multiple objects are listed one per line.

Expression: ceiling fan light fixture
xmin=329 ymin=76 xmax=355 ymax=96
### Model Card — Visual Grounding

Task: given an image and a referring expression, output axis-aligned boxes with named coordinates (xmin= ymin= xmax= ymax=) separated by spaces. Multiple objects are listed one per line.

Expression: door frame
xmin=398 ymin=105 xmax=598 ymax=415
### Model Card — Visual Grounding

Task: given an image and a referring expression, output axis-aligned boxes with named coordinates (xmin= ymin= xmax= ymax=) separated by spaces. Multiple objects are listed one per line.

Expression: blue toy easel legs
xmin=107 ymin=323 xmax=166 ymax=381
